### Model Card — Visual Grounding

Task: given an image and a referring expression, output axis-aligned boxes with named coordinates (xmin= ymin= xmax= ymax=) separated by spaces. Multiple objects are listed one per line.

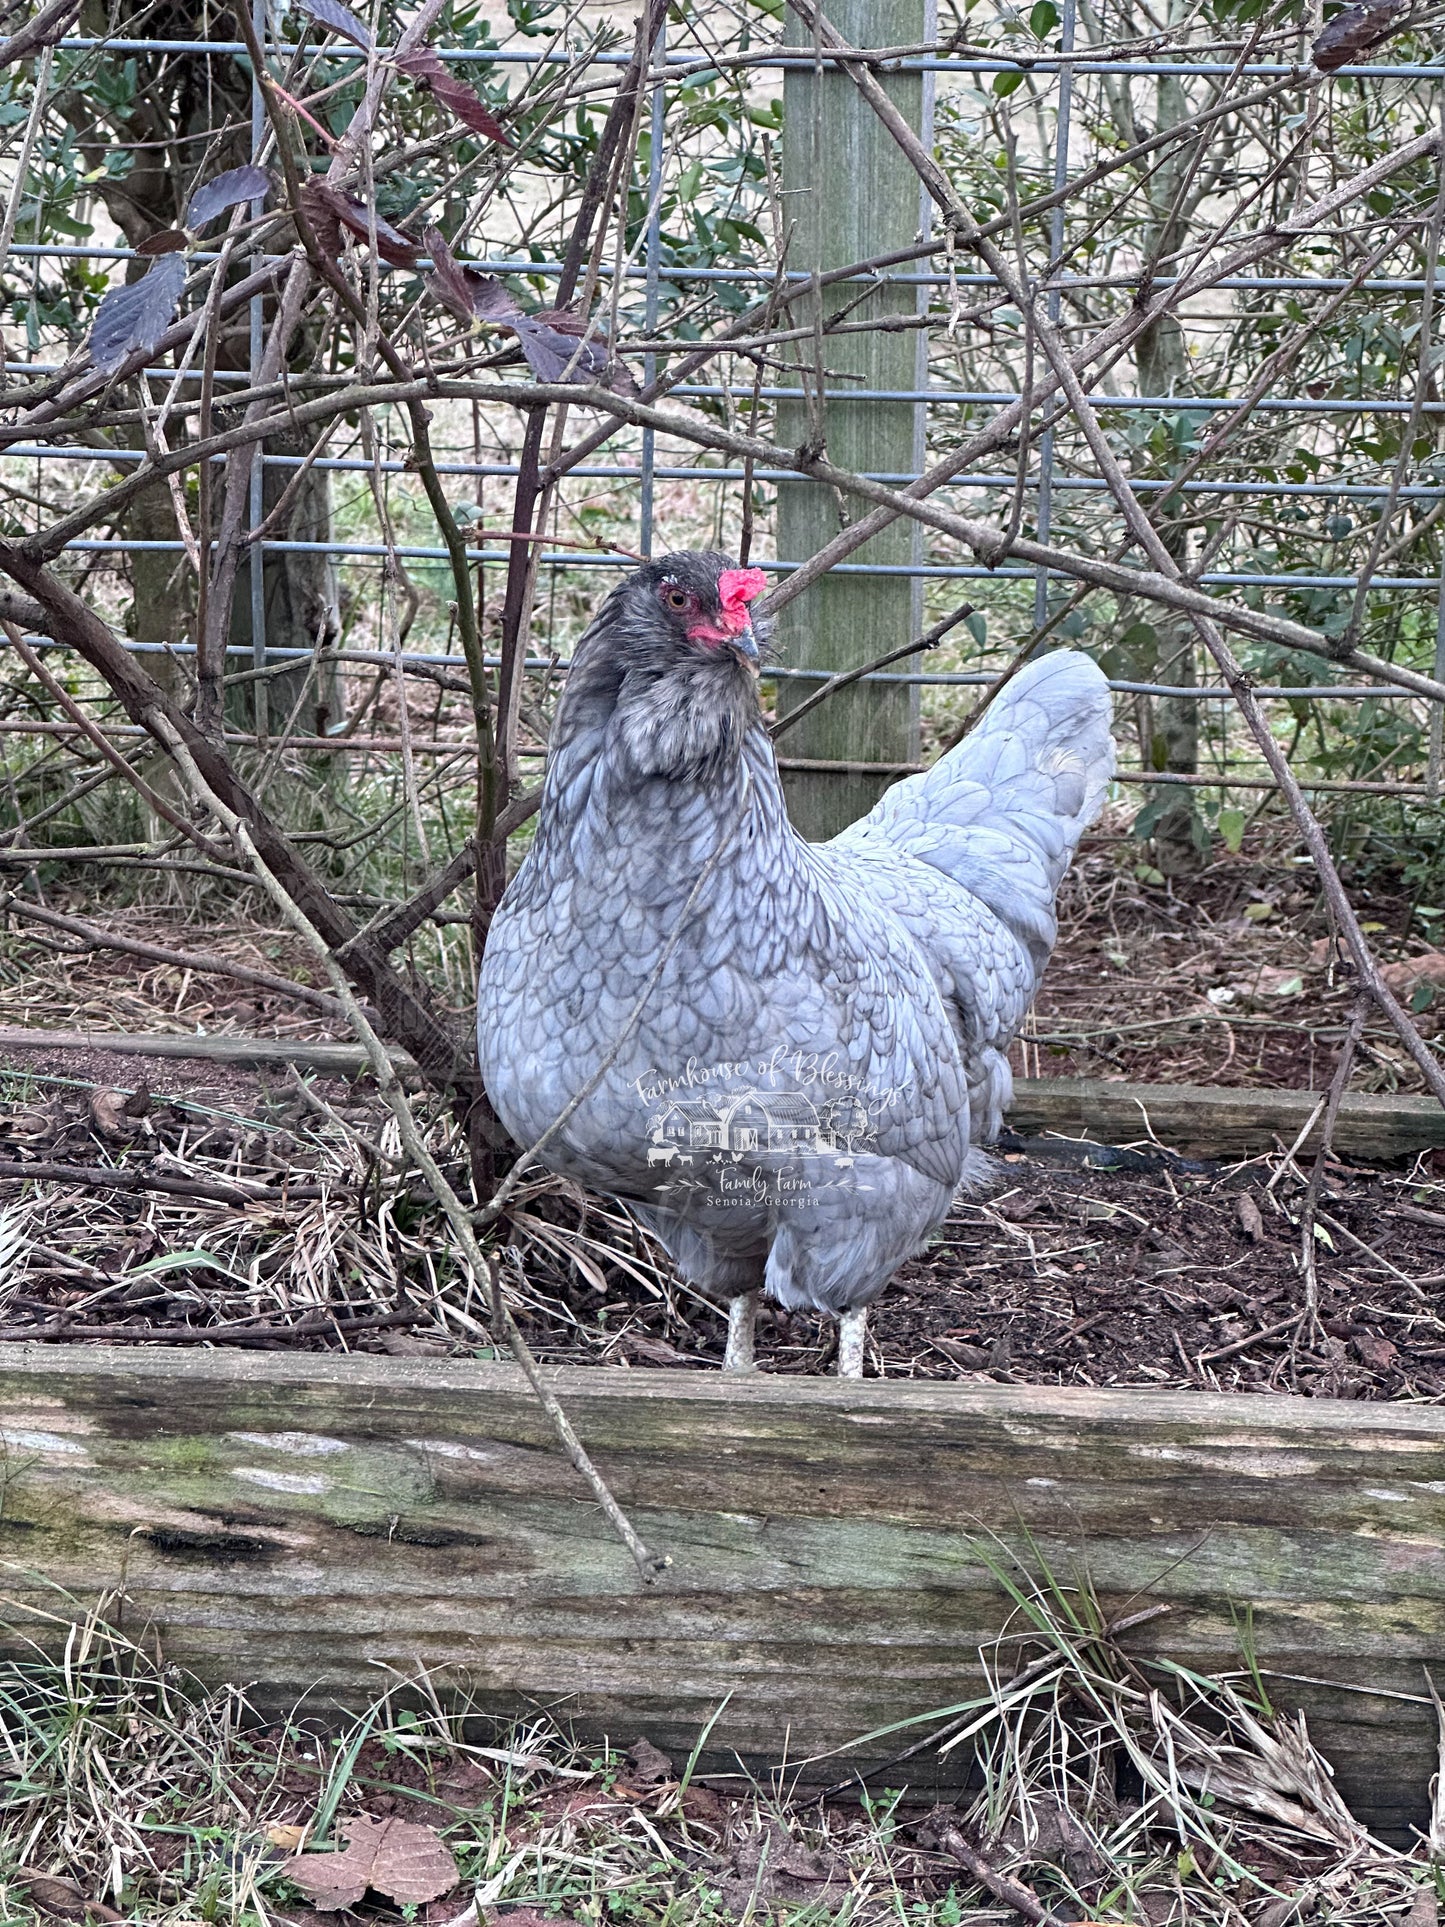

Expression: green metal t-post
xmin=775 ymin=0 xmax=934 ymax=840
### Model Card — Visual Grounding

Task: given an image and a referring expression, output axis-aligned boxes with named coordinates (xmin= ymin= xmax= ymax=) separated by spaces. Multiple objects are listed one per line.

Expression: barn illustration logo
xmin=633 ymin=1050 xmax=898 ymax=1207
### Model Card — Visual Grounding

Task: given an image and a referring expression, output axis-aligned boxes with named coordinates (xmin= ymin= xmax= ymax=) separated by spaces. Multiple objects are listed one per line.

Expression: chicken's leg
xmin=837 ymin=1307 xmax=867 ymax=1378
xmin=723 ymin=1290 xmax=760 ymax=1373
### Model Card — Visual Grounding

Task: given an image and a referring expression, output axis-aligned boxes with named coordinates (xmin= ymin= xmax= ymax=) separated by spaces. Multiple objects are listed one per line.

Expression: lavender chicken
xmin=477 ymin=551 xmax=1115 ymax=1375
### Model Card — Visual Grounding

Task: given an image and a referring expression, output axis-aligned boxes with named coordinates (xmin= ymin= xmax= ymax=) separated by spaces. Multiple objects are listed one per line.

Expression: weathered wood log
xmin=1007 ymin=1075 xmax=1445 ymax=1160
xmin=2 ymin=1035 xmax=1441 ymax=1161
xmin=0 ymin=1027 xmax=413 ymax=1077
xmin=0 ymin=1346 xmax=1441 ymax=1839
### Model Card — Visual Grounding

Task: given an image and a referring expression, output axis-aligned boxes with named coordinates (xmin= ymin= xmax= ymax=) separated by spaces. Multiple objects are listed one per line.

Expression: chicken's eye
xmin=664 ymin=587 xmax=691 ymax=612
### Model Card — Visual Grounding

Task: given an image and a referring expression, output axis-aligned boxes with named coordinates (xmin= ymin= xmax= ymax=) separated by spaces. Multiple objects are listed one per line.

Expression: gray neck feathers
xmin=552 ymin=598 xmax=761 ymax=791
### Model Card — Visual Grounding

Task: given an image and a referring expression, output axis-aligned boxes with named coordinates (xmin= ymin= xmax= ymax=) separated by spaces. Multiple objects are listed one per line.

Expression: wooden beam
xmin=1 ymin=1346 xmax=1442 ymax=1838
xmin=774 ymin=0 xmax=932 ymax=838
xmin=1 ymin=1034 xmax=1440 ymax=1158
xmin=0 ymin=1027 xmax=414 ymax=1077
xmin=1007 ymin=1075 xmax=1445 ymax=1160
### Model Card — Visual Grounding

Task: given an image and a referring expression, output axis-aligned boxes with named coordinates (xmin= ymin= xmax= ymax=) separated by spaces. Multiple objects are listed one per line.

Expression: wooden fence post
xmin=775 ymin=0 xmax=935 ymax=840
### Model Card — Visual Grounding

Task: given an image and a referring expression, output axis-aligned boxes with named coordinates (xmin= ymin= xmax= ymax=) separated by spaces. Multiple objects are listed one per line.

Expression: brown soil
xmin=1012 ymin=830 xmax=1442 ymax=1093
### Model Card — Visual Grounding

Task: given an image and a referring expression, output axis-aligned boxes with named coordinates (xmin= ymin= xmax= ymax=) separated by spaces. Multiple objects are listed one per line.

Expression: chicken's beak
xmin=730 ymin=617 xmax=760 ymax=668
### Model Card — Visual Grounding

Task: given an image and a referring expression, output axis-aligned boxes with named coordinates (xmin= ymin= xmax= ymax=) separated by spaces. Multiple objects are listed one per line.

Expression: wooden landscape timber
xmin=3 ymin=1029 xmax=1443 ymax=1160
xmin=1006 ymin=1076 xmax=1445 ymax=1161
xmin=1 ymin=1346 xmax=1442 ymax=1839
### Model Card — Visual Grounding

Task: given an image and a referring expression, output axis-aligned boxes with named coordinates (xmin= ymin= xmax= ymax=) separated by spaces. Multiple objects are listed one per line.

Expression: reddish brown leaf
xmin=1353 ymin=1332 xmax=1399 ymax=1373
xmin=285 ymin=1815 xmax=458 ymax=1912
xmin=299 ymin=179 xmax=344 ymax=261
xmin=422 ymin=226 xmax=521 ymax=324
xmin=398 ymin=44 xmax=513 ymax=146
xmin=1380 ymin=949 xmax=1445 ymax=994
xmin=1311 ymin=0 xmax=1407 ymax=69
xmin=421 ymin=230 xmax=633 ymax=393
xmin=16 ymin=1869 xmax=125 ymax=1923
xmin=136 ymin=228 xmax=188 ymax=256
xmin=295 ymin=0 xmax=371 ymax=49
xmin=306 ymin=184 xmax=421 ymax=268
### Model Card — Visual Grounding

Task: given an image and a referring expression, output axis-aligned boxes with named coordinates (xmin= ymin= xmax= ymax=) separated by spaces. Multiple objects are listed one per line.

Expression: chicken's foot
xmin=723 ymin=1290 xmax=760 ymax=1373
xmin=837 ymin=1307 xmax=868 ymax=1378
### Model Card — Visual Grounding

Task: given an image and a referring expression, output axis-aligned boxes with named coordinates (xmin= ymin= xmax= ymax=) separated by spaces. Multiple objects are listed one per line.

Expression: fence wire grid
xmin=3 ymin=0 xmax=1445 ymax=864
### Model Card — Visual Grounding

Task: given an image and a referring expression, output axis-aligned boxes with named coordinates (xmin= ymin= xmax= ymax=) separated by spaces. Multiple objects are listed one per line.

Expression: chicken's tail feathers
xmin=832 ymin=648 xmax=1115 ymax=965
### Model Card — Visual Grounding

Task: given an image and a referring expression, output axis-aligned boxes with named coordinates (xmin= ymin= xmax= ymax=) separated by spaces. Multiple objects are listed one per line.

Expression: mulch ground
xmin=3 ymin=831 xmax=1444 ymax=1401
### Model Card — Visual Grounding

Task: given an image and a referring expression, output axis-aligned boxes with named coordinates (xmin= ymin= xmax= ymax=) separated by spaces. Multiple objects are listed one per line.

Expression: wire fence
xmin=3 ymin=0 xmax=1444 ymax=818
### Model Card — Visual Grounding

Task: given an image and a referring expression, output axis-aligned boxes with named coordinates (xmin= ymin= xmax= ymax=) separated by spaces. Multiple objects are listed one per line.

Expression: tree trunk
xmin=1136 ymin=309 xmax=1204 ymax=875
xmin=1132 ymin=59 xmax=1205 ymax=875
xmin=224 ymin=424 xmax=341 ymax=737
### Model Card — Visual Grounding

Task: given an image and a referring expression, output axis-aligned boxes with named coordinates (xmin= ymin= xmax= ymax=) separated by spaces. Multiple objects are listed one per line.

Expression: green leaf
xmin=964 ymin=610 xmax=987 ymax=645
xmin=1243 ymin=901 xmax=1275 ymax=922
xmin=1029 ymin=0 xmax=1059 ymax=34
xmin=992 ymin=69 xmax=1025 ymax=95
xmin=1218 ymin=806 xmax=1246 ymax=854
xmin=1412 ymin=983 xmax=1436 ymax=1013
xmin=125 ymin=1248 xmax=253 ymax=1289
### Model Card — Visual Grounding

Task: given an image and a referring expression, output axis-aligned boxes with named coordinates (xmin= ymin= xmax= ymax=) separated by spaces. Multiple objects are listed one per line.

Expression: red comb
xmin=718 ymin=567 xmax=767 ymax=615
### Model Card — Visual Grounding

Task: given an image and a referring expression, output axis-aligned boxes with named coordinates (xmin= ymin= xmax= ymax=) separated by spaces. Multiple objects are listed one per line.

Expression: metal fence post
xmin=249 ymin=0 xmax=269 ymax=741
xmin=775 ymin=0 xmax=935 ymax=840
xmin=639 ymin=21 xmax=665 ymax=560
xmin=1033 ymin=0 xmax=1076 ymax=632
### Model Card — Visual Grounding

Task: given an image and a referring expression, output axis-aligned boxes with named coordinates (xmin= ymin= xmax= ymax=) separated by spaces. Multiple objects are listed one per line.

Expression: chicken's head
xmin=622 ymin=550 xmax=769 ymax=667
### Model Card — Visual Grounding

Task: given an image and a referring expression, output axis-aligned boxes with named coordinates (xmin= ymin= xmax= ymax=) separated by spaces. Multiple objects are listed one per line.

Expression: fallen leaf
xmin=623 ymin=1737 xmax=675 ymax=1787
xmin=1406 ymin=1886 xmax=1439 ymax=1927
xmin=1380 ymin=950 xmax=1445 ymax=995
xmin=1254 ymin=1899 xmax=1302 ymax=1927
xmin=1352 ymin=1332 xmax=1399 ymax=1373
xmin=266 ymin=1821 xmax=309 ymax=1851
xmin=379 ymin=1331 xmax=453 ymax=1355
xmin=89 ymin=1089 xmax=134 ymax=1139
xmin=616 ymin=1332 xmax=695 ymax=1366
xmin=931 ymin=1335 xmax=990 ymax=1369
xmin=16 ymin=1869 xmax=124 ymax=1922
xmin=1227 ymin=964 xmax=1305 ymax=1002
xmin=1236 ymin=1194 xmax=1264 ymax=1242
xmin=285 ymin=1815 xmax=458 ymax=1911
